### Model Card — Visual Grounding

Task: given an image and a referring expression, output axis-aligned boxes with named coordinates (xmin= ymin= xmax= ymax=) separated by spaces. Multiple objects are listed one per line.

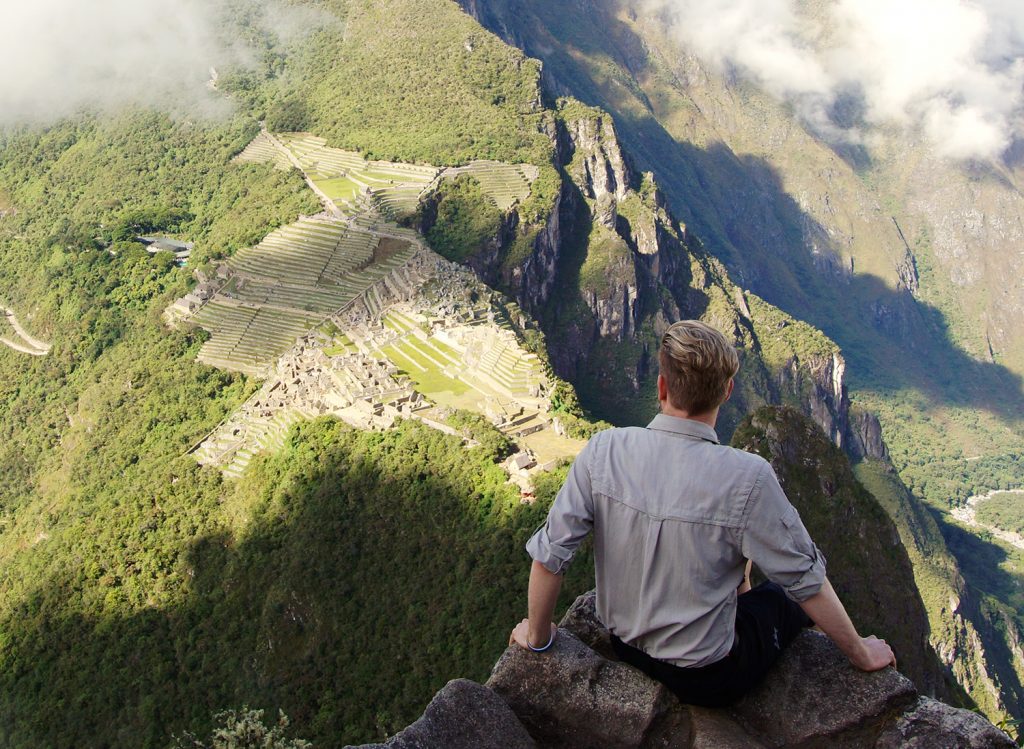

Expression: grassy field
xmin=382 ymin=342 xmax=481 ymax=411
xmin=313 ymin=176 xmax=362 ymax=203
xmin=519 ymin=428 xmax=586 ymax=465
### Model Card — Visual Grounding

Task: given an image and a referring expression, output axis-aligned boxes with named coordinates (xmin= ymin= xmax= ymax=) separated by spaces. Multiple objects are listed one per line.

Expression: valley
xmin=952 ymin=490 xmax=1024 ymax=551
xmin=456 ymin=0 xmax=1024 ymax=728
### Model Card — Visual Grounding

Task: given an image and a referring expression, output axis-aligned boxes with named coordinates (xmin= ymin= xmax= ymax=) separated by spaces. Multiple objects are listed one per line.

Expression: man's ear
xmin=723 ymin=378 xmax=735 ymax=403
xmin=657 ymin=373 xmax=668 ymax=403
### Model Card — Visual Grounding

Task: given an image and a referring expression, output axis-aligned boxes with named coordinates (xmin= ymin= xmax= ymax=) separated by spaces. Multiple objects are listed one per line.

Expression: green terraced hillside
xmin=191 ymin=301 xmax=321 ymax=376
xmin=279 ymin=133 xmax=439 ymax=220
xmin=447 ymin=160 xmax=538 ymax=210
xmin=233 ymin=131 xmax=293 ymax=171
xmin=187 ymin=216 xmax=418 ymax=374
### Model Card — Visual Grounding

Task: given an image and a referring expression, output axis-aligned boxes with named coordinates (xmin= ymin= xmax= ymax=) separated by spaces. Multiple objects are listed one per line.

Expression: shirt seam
xmin=599 ymin=491 xmax=740 ymax=529
xmin=738 ymin=461 xmax=769 ymax=548
xmin=645 ymin=426 xmax=720 ymax=444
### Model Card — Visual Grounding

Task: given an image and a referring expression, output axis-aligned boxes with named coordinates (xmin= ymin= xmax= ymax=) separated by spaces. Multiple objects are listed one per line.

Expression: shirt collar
xmin=646 ymin=413 xmax=720 ymax=444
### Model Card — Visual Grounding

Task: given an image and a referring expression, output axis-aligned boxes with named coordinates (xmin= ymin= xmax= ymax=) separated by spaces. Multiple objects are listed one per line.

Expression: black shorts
xmin=610 ymin=582 xmax=812 ymax=707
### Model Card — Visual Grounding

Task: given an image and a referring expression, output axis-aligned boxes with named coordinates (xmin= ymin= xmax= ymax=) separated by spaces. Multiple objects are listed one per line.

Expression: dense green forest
xmin=0 ymin=93 xmax=595 ymax=744
xmin=420 ymin=176 xmax=504 ymax=263
xmin=977 ymin=492 xmax=1024 ymax=536
xmin=0 ymin=407 xmax=593 ymax=745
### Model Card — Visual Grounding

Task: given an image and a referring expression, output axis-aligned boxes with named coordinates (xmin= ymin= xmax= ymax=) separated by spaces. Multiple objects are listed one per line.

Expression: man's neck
xmin=659 ymin=403 xmax=718 ymax=428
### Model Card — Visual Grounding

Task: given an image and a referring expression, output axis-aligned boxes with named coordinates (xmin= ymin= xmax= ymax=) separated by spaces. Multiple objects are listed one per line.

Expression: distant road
xmin=1 ymin=306 xmax=51 ymax=356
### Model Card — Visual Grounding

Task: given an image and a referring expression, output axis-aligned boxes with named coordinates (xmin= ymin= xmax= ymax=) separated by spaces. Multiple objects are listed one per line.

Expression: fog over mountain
xmin=648 ymin=0 xmax=1024 ymax=160
xmin=0 ymin=0 xmax=329 ymax=124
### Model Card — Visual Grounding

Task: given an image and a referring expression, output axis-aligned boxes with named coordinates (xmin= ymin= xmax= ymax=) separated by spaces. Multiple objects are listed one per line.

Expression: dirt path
xmin=951 ymin=489 xmax=1024 ymax=550
xmin=1 ymin=306 xmax=51 ymax=356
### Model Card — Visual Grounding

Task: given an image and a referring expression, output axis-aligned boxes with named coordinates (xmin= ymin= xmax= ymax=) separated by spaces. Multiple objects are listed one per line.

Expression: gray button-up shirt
xmin=527 ymin=414 xmax=827 ymax=667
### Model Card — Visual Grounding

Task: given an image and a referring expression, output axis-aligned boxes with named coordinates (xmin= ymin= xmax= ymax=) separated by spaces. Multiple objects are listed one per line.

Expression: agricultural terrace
xmin=191 ymin=301 xmax=320 ymax=376
xmin=235 ymin=131 xmax=540 ymax=223
xmin=185 ymin=216 xmax=417 ymax=374
xmin=232 ymin=131 xmax=292 ymax=171
xmin=365 ymin=304 xmax=581 ymax=465
xmin=444 ymin=160 xmax=539 ymax=210
xmin=374 ymin=306 xmax=545 ymax=421
xmin=195 ymin=405 xmax=307 ymax=479
xmin=278 ymin=133 xmax=439 ymax=221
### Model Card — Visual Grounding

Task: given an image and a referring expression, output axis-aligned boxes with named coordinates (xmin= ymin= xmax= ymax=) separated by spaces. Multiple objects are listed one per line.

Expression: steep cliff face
xmin=893 ymin=148 xmax=1024 ymax=372
xmin=732 ymin=406 xmax=956 ymax=699
xmin=426 ymin=97 xmax=858 ymax=439
xmin=855 ymin=459 xmax=1024 ymax=727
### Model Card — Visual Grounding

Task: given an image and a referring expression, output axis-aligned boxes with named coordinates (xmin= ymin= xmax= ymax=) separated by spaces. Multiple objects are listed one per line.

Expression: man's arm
xmin=510 ymin=438 xmax=597 ymax=650
xmin=799 ymin=577 xmax=895 ymax=671
xmin=742 ymin=462 xmax=896 ymax=672
xmin=509 ymin=560 xmax=562 ymax=650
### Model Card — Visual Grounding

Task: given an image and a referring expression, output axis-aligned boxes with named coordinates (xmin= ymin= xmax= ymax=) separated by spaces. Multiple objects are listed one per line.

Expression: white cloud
xmin=651 ymin=0 xmax=1024 ymax=160
xmin=0 ymin=0 xmax=332 ymax=125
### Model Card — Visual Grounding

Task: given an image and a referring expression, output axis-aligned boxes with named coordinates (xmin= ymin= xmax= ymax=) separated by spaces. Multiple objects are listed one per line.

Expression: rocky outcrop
xmin=732 ymin=629 xmax=917 ymax=746
xmin=343 ymin=678 xmax=536 ymax=749
xmin=775 ymin=349 xmax=852 ymax=451
xmin=559 ymin=114 xmax=631 ymax=205
xmin=876 ymin=696 xmax=1016 ymax=748
xmin=848 ymin=408 xmax=890 ymax=461
xmin=349 ymin=591 xmax=1013 ymax=748
xmin=488 ymin=630 xmax=681 ymax=748
xmin=458 ymin=4 xmax=881 ymax=446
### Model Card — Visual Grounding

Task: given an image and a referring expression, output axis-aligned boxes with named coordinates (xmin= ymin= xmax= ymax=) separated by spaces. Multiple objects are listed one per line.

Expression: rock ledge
xmin=347 ymin=591 xmax=1014 ymax=748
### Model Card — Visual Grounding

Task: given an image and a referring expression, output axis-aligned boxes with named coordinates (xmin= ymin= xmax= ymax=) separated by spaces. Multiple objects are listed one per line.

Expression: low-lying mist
xmin=646 ymin=0 xmax=1024 ymax=161
xmin=0 ymin=0 xmax=333 ymax=126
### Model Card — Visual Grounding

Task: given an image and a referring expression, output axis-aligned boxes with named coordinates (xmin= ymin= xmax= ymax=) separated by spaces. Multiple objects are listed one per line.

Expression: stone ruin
xmin=190 ymin=240 xmax=577 ymax=490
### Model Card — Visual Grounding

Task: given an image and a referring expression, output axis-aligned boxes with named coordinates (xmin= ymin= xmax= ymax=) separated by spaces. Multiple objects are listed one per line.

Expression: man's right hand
xmin=850 ymin=635 xmax=896 ymax=671
xmin=509 ymin=619 xmax=557 ymax=651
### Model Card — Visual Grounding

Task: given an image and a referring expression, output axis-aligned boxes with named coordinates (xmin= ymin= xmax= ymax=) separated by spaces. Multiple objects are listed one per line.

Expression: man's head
xmin=658 ymin=320 xmax=739 ymax=417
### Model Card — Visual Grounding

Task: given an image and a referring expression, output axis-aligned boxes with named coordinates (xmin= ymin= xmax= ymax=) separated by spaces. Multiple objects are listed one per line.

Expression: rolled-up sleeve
xmin=526 ymin=438 xmax=596 ymax=574
xmin=741 ymin=461 xmax=827 ymax=602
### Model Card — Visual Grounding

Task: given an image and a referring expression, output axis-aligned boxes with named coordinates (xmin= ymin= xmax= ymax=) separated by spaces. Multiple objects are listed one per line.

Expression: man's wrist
xmin=845 ymin=636 xmax=870 ymax=668
xmin=528 ymin=625 xmax=556 ymax=652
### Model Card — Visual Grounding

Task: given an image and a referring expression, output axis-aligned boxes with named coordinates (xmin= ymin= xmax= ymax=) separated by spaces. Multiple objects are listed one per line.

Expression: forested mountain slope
xmin=0 ymin=0 xmax=999 ymax=745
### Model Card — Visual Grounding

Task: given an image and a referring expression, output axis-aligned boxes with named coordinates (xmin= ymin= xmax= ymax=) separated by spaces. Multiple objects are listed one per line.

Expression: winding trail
xmin=1 ymin=306 xmax=51 ymax=356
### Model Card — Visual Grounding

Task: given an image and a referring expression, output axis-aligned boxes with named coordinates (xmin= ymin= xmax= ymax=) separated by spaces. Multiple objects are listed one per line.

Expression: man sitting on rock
xmin=509 ymin=320 xmax=896 ymax=706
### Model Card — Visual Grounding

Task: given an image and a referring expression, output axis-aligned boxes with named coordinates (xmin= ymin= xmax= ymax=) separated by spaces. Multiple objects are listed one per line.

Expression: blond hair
xmin=659 ymin=320 xmax=739 ymax=415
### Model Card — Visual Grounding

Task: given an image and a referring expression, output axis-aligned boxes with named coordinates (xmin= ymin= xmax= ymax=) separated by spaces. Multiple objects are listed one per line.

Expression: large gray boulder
xmin=874 ymin=697 xmax=1016 ymax=748
xmin=688 ymin=706 xmax=768 ymax=749
xmin=733 ymin=629 xmax=918 ymax=746
xmin=487 ymin=629 xmax=686 ymax=748
xmin=343 ymin=678 xmax=535 ymax=749
xmin=363 ymin=591 xmax=1016 ymax=748
xmin=558 ymin=588 xmax=616 ymax=659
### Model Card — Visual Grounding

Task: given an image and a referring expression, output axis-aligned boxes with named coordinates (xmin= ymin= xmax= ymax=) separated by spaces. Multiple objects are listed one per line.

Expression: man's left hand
xmin=509 ymin=619 xmax=557 ymax=651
